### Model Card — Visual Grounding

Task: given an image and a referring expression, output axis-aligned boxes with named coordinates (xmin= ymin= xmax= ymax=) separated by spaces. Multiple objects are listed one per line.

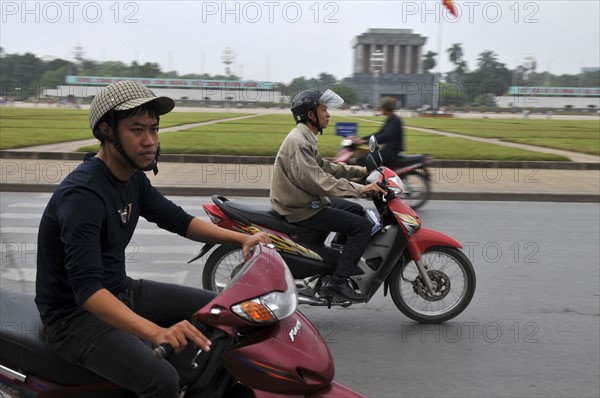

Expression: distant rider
xmin=352 ymin=96 xmax=404 ymax=167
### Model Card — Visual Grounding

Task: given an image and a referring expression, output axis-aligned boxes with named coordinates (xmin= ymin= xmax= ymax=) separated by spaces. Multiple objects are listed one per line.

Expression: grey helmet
xmin=290 ymin=89 xmax=344 ymax=133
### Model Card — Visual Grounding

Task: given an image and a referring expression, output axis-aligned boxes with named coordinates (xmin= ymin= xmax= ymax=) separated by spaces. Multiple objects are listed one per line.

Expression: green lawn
xmin=2 ymin=107 xmax=593 ymax=161
xmin=402 ymin=117 xmax=600 ymax=156
xmin=0 ymin=108 xmax=90 ymax=148
xmin=0 ymin=107 xmax=250 ymax=149
xmin=113 ymin=114 xmax=569 ymax=161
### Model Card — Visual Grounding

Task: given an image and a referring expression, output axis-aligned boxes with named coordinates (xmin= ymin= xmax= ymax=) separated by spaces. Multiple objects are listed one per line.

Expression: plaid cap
xmin=89 ymin=80 xmax=175 ymax=130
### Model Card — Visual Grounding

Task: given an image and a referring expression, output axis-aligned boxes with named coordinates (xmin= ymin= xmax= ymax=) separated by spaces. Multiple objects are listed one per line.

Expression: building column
xmin=354 ymin=44 xmax=363 ymax=74
xmin=416 ymin=45 xmax=423 ymax=74
xmin=405 ymin=45 xmax=412 ymax=74
xmin=382 ymin=45 xmax=389 ymax=74
xmin=393 ymin=45 xmax=400 ymax=73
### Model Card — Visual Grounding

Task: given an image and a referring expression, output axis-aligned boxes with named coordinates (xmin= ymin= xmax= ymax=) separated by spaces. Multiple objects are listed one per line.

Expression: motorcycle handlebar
xmin=366 ymin=182 xmax=395 ymax=202
xmin=379 ymin=182 xmax=396 ymax=200
xmin=154 ymin=343 xmax=174 ymax=359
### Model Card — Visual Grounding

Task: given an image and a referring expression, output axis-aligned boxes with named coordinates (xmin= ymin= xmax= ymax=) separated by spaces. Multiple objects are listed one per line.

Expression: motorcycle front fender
xmin=251 ymin=380 xmax=367 ymax=397
xmin=406 ymin=227 xmax=463 ymax=261
xmin=308 ymin=380 xmax=368 ymax=397
xmin=187 ymin=243 xmax=215 ymax=263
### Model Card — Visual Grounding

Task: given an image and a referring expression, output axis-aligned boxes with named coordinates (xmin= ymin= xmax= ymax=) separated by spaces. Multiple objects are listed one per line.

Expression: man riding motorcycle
xmin=350 ymin=96 xmax=404 ymax=167
xmin=270 ymin=89 xmax=385 ymax=302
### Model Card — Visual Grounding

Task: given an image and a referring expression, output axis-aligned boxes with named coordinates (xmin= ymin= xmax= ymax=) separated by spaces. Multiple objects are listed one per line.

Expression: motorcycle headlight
xmin=231 ymin=265 xmax=298 ymax=323
xmin=388 ymin=175 xmax=404 ymax=193
xmin=366 ymin=169 xmax=381 ymax=184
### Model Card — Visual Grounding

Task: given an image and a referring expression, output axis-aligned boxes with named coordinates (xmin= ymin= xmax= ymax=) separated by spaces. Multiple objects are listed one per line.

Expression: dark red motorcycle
xmin=0 ymin=244 xmax=365 ymax=397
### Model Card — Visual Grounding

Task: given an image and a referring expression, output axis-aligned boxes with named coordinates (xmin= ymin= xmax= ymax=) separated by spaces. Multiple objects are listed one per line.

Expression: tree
xmin=41 ymin=65 xmax=69 ymax=86
xmin=463 ymin=51 xmax=512 ymax=104
xmin=447 ymin=43 xmax=463 ymax=65
xmin=422 ymin=51 xmax=437 ymax=73
xmin=138 ymin=62 xmax=161 ymax=78
xmin=331 ymin=84 xmax=358 ymax=106
xmin=318 ymin=72 xmax=337 ymax=89
xmin=477 ymin=50 xmax=503 ymax=71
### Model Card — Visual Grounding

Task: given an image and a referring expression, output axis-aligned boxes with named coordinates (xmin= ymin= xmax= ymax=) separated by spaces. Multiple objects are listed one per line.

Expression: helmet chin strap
xmin=308 ymin=108 xmax=323 ymax=134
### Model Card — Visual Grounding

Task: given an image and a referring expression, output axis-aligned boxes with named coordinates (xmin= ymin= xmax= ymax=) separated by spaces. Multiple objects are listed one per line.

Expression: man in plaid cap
xmin=35 ymin=80 xmax=269 ymax=396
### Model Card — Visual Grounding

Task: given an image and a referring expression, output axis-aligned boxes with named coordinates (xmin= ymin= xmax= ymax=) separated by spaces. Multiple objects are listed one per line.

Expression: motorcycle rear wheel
xmin=203 ymin=245 xmax=245 ymax=292
xmin=389 ymin=246 xmax=475 ymax=323
xmin=400 ymin=170 xmax=431 ymax=210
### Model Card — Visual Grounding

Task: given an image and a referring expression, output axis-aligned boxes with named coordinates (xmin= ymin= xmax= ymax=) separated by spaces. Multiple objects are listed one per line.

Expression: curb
xmin=1 ymin=183 xmax=598 ymax=203
xmin=1 ymin=150 xmax=599 ymax=170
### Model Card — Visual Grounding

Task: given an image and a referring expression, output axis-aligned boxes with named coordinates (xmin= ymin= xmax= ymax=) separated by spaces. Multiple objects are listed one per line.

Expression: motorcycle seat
xmin=393 ymin=154 xmax=428 ymax=167
xmin=0 ymin=289 xmax=105 ymax=386
xmin=216 ymin=196 xmax=316 ymax=236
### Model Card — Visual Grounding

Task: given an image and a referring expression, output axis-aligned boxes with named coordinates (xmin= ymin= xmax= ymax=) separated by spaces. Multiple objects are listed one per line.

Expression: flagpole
xmin=433 ymin=12 xmax=443 ymax=111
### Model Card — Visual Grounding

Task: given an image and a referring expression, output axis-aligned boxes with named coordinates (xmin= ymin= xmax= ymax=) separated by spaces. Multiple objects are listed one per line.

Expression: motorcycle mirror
xmin=365 ymin=154 xmax=378 ymax=172
xmin=368 ymin=136 xmax=380 ymax=153
xmin=368 ymin=136 xmax=385 ymax=167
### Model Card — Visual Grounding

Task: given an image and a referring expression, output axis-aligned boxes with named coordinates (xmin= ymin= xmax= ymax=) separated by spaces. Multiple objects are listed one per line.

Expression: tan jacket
xmin=270 ymin=123 xmax=365 ymax=222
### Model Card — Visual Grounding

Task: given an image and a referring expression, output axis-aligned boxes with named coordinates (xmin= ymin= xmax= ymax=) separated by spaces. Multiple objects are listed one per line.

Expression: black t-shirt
xmin=364 ymin=113 xmax=404 ymax=153
xmin=35 ymin=155 xmax=194 ymax=326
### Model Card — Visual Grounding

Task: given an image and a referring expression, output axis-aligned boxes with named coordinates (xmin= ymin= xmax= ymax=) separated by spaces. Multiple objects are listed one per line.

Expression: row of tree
xmin=1 ymin=45 xmax=598 ymax=106
xmin=423 ymin=43 xmax=599 ymax=106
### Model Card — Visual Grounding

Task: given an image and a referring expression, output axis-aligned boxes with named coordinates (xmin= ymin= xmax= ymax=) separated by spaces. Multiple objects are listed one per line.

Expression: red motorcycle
xmin=0 ymin=245 xmax=365 ymax=397
xmin=197 ymin=138 xmax=475 ymax=324
xmin=334 ymin=137 xmax=432 ymax=209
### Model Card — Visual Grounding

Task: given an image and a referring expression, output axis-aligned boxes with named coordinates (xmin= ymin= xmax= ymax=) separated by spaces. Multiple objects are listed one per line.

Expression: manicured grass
xmin=0 ymin=107 xmax=250 ymax=149
xmin=1 ymin=107 xmax=587 ymax=160
xmin=115 ymin=114 xmax=568 ymax=161
xmin=402 ymin=117 xmax=600 ymax=156
xmin=0 ymin=108 xmax=91 ymax=148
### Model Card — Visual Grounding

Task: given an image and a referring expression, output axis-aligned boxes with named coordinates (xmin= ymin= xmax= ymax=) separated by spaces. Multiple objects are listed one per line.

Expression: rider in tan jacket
xmin=270 ymin=89 xmax=385 ymax=301
xmin=270 ymin=122 xmax=366 ymax=223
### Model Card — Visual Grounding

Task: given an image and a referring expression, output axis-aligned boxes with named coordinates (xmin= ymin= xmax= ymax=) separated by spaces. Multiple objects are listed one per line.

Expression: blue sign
xmin=335 ymin=122 xmax=358 ymax=137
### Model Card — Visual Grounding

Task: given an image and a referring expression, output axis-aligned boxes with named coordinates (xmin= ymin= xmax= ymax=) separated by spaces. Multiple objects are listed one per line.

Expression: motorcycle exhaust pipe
xmin=1 ymin=364 xmax=27 ymax=383
xmin=298 ymin=295 xmax=354 ymax=307
xmin=298 ymin=296 xmax=325 ymax=305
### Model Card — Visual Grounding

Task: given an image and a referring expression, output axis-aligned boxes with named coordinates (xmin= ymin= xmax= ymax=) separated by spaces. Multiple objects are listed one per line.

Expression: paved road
xmin=2 ymin=193 xmax=599 ymax=397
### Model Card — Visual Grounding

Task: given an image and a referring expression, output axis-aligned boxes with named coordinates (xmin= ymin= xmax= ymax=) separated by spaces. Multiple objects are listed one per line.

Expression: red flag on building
xmin=443 ymin=0 xmax=457 ymax=16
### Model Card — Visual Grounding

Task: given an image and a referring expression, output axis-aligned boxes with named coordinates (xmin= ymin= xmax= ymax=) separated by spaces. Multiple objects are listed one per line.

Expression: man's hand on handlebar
xmin=362 ymin=182 xmax=387 ymax=198
xmin=351 ymin=136 xmax=367 ymax=145
xmin=153 ymin=320 xmax=212 ymax=357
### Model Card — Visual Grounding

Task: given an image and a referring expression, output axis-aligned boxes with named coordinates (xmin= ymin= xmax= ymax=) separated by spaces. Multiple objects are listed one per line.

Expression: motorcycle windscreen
xmin=319 ymin=89 xmax=344 ymax=110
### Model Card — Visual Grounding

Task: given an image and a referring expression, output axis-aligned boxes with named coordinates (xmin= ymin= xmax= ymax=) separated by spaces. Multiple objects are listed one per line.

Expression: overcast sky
xmin=1 ymin=0 xmax=599 ymax=83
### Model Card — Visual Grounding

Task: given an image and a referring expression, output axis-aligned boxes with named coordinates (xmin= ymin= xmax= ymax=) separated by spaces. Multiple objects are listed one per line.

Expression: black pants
xmin=295 ymin=198 xmax=372 ymax=278
xmin=44 ymin=278 xmax=217 ymax=398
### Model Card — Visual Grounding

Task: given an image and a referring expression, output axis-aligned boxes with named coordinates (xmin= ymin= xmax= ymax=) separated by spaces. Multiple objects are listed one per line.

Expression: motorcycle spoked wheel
xmin=202 ymin=245 xmax=245 ymax=292
xmin=389 ymin=246 xmax=476 ymax=323
xmin=400 ymin=170 xmax=431 ymax=210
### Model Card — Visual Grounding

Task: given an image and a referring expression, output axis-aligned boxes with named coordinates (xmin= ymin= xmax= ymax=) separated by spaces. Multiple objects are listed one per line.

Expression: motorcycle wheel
xmin=400 ymin=170 xmax=431 ymax=210
xmin=202 ymin=245 xmax=244 ymax=292
xmin=389 ymin=246 xmax=475 ymax=323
